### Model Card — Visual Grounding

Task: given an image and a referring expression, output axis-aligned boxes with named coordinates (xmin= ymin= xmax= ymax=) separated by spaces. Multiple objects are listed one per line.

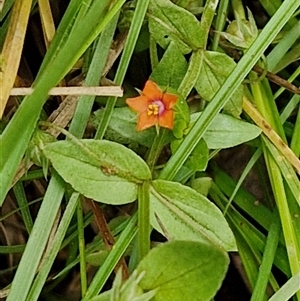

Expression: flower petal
xmin=143 ymin=80 xmax=163 ymax=101
xmin=126 ymin=95 xmax=149 ymax=113
xmin=136 ymin=111 xmax=158 ymax=131
xmin=162 ymin=93 xmax=178 ymax=110
xmin=158 ymin=110 xmax=174 ymax=129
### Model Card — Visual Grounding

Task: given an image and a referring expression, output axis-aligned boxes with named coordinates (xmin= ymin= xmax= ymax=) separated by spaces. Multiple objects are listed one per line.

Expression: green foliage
xmin=93 ymin=107 xmax=157 ymax=147
xmin=191 ymin=176 xmax=213 ymax=197
xmin=195 ymin=51 xmax=243 ymax=117
xmin=171 ymin=138 xmax=209 ymax=171
xmin=43 ymin=140 xmax=151 ymax=204
xmin=197 ymin=112 xmax=262 ymax=149
xmin=150 ymin=42 xmax=188 ymax=89
xmin=137 ymin=240 xmax=229 ymax=301
xmin=148 ymin=0 xmax=202 ymax=53
xmin=150 ymin=180 xmax=236 ymax=251
xmin=219 ymin=7 xmax=258 ymax=49
xmin=1 ymin=0 xmax=300 ymax=300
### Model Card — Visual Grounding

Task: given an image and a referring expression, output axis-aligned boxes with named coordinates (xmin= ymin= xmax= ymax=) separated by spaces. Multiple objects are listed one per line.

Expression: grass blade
xmin=6 ymin=171 xmax=65 ymax=301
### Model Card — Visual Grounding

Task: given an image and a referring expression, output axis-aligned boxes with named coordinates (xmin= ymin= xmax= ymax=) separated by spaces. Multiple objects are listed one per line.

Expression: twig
xmin=243 ymin=97 xmax=300 ymax=175
xmin=88 ymin=200 xmax=129 ymax=280
xmin=10 ymin=86 xmax=123 ymax=97
xmin=222 ymin=44 xmax=300 ymax=95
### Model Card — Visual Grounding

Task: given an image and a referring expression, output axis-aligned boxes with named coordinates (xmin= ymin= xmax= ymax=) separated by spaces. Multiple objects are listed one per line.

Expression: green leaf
xmin=185 ymin=139 xmax=208 ymax=172
xmin=172 ymin=0 xmax=203 ymax=15
xmin=171 ymin=138 xmax=208 ymax=171
xmin=195 ymin=51 xmax=243 ymax=117
xmin=43 ymin=140 xmax=151 ymax=205
xmin=150 ymin=42 xmax=188 ymax=89
xmin=148 ymin=0 xmax=202 ymax=54
xmin=93 ymin=107 xmax=157 ymax=147
xmin=191 ymin=176 xmax=213 ymax=197
xmin=86 ymin=250 xmax=109 ymax=267
xmin=150 ymin=180 xmax=237 ymax=251
xmin=172 ymin=93 xmax=190 ymax=139
xmin=137 ymin=240 xmax=229 ymax=301
xmin=196 ymin=113 xmax=262 ymax=149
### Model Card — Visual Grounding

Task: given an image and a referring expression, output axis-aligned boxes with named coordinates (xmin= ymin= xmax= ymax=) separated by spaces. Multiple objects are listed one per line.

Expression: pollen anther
xmin=147 ymin=104 xmax=159 ymax=116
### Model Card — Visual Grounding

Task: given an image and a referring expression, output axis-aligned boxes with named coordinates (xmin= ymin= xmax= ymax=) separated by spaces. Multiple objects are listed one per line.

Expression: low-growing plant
xmin=0 ymin=0 xmax=299 ymax=300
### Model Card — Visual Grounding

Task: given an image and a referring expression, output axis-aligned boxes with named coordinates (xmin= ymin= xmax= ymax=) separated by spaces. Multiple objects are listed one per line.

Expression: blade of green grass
xmin=138 ymin=181 xmax=151 ymax=261
xmin=210 ymin=182 xmax=290 ymax=277
xmin=268 ymin=273 xmax=300 ymax=301
xmin=13 ymin=181 xmax=33 ymax=233
xmin=54 ymin=215 xmax=129 ymax=280
xmin=250 ymin=42 xmax=300 ymax=298
xmin=250 ymin=210 xmax=281 ymax=301
xmin=223 ymin=148 xmax=262 ymax=216
xmin=290 ymin=105 xmax=300 ymax=157
xmin=77 ymin=198 xmax=87 ymax=297
xmin=267 ymin=20 xmax=300 ymax=72
xmin=0 ymin=245 xmax=25 ymax=254
xmin=68 ymin=13 xmax=120 ymax=138
xmin=263 ymin=144 xmax=300 ymax=299
xmin=26 ymin=192 xmax=80 ymax=301
xmin=0 ymin=0 xmax=15 ymax=22
xmin=258 ymin=0 xmax=297 ymax=28
xmin=6 ymin=171 xmax=65 ymax=301
xmin=211 ymin=0 xmax=229 ymax=51
xmin=263 ymin=137 xmax=300 ymax=208
xmin=35 ymin=0 xmax=84 ymax=76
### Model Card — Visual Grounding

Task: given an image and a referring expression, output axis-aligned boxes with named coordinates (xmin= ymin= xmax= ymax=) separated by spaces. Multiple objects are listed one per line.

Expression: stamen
xmin=147 ymin=104 xmax=159 ymax=115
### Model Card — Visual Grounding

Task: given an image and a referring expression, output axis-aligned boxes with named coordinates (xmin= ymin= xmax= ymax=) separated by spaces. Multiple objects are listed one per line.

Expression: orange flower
xmin=126 ymin=80 xmax=178 ymax=131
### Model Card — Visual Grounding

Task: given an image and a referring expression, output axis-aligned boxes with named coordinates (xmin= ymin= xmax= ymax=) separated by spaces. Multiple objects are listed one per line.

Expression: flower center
xmin=147 ymin=100 xmax=164 ymax=116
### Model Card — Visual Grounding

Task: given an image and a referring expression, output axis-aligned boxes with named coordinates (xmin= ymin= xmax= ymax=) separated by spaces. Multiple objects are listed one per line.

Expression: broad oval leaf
xmin=148 ymin=0 xmax=202 ymax=54
xmin=150 ymin=42 xmax=188 ymax=89
xmin=195 ymin=51 xmax=243 ymax=117
xmin=43 ymin=140 xmax=151 ymax=204
xmin=93 ymin=107 xmax=157 ymax=147
xmin=150 ymin=180 xmax=236 ymax=251
xmin=191 ymin=176 xmax=213 ymax=197
xmin=137 ymin=240 xmax=229 ymax=301
xmin=171 ymin=138 xmax=208 ymax=171
xmin=194 ymin=113 xmax=262 ymax=149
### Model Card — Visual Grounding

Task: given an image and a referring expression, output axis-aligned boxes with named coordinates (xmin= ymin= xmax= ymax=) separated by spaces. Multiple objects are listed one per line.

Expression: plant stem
xmin=138 ymin=181 xmax=151 ymax=261
xmin=146 ymin=129 xmax=168 ymax=172
xmin=211 ymin=0 xmax=229 ymax=51
xmin=199 ymin=0 xmax=219 ymax=48
xmin=137 ymin=129 xmax=169 ymax=260
xmin=77 ymin=199 xmax=87 ymax=297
